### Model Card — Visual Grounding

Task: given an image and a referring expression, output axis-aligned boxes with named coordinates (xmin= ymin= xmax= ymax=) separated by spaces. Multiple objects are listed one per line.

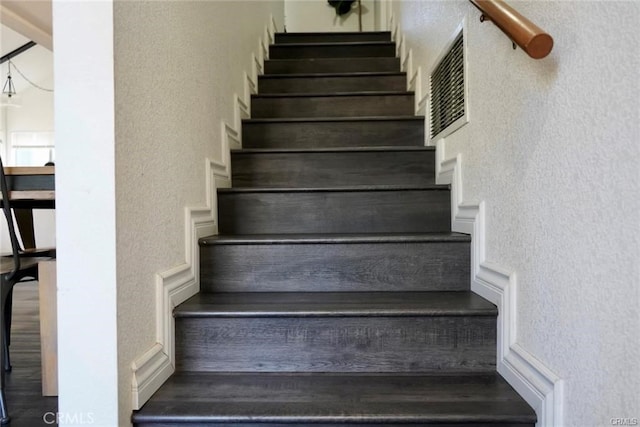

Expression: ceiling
xmin=0 ymin=0 xmax=52 ymax=50
xmin=1 ymin=0 xmax=53 ymax=95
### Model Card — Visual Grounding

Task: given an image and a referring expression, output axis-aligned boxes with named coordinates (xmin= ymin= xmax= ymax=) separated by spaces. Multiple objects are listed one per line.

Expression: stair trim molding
xmin=130 ymin=14 xmax=278 ymax=409
xmin=131 ymin=159 xmax=219 ymax=410
xmin=435 ymin=138 xmax=564 ymax=427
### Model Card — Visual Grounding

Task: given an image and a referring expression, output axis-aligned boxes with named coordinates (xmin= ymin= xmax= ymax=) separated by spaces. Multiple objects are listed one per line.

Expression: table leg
xmin=38 ymin=261 xmax=57 ymax=396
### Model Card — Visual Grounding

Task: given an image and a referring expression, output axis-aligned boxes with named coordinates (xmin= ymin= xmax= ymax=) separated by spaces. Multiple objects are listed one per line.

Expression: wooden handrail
xmin=470 ymin=0 xmax=553 ymax=59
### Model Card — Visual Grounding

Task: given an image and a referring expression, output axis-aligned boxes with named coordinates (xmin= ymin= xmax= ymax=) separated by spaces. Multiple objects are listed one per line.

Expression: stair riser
xmin=258 ymin=74 xmax=407 ymax=94
xmin=176 ymin=316 xmax=496 ymax=373
xmin=231 ymin=151 xmax=435 ymax=187
xmin=243 ymin=120 xmax=425 ymax=148
xmin=275 ymin=32 xmax=392 ymax=44
xmin=252 ymin=94 xmax=414 ymax=118
xmin=270 ymin=43 xmax=396 ymax=59
xmin=265 ymin=58 xmax=400 ymax=74
xmin=200 ymin=241 xmax=470 ymax=292
xmin=217 ymin=190 xmax=450 ymax=234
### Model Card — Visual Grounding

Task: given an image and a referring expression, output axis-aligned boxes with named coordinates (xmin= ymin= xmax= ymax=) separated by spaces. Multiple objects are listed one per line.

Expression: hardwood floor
xmin=5 ymin=282 xmax=57 ymax=426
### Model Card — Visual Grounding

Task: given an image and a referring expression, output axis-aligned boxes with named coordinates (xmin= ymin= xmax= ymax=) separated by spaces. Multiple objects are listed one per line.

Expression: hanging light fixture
xmin=2 ymin=60 xmax=17 ymax=98
xmin=1 ymin=60 xmax=21 ymax=108
xmin=2 ymin=60 xmax=16 ymax=98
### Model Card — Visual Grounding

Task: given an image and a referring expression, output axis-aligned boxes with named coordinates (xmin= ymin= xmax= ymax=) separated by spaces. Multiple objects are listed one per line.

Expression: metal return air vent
xmin=430 ymin=31 xmax=465 ymax=139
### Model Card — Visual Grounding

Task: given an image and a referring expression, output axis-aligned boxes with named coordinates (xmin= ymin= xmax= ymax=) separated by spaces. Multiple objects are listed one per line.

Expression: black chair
xmin=0 ymin=156 xmax=52 ymax=424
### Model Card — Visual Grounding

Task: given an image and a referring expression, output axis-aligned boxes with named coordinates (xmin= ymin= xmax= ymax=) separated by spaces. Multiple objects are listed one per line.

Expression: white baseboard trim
xmin=131 ymin=344 xmax=171 ymax=409
xmin=130 ymin=18 xmax=274 ymax=410
xmin=436 ymin=139 xmax=563 ymax=427
xmin=131 ymin=158 xmax=218 ymax=410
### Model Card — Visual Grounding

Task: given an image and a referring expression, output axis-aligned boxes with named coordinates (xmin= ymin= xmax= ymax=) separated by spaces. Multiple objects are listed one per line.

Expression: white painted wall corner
xmin=130 ymin=17 xmax=276 ymax=410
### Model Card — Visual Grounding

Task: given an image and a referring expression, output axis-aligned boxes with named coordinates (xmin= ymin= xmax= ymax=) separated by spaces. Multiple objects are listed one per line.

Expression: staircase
xmin=133 ymin=31 xmax=536 ymax=427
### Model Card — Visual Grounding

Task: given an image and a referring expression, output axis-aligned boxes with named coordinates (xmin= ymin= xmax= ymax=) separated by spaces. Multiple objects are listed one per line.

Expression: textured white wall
xmin=285 ymin=0 xmax=378 ymax=32
xmin=392 ymin=1 xmax=640 ymax=425
xmin=113 ymin=1 xmax=283 ymax=425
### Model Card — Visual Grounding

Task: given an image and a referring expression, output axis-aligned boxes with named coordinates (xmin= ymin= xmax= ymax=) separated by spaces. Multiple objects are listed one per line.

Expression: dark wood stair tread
xmin=270 ymin=41 xmax=395 ymax=47
xmin=175 ymin=291 xmax=497 ymax=318
xmin=133 ymin=372 xmax=536 ymax=425
xmin=252 ymin=91 xmax=413 ymax=98
xmin=277 ymin=31 xmax=392 ymax=36
xmin=243 ymin=116 xmax=423 ymax=123
xmin=259 ymin=71 xmax=406 ymax=79
xmin=200 ymin=232 xmax=471 ymax=246
xmin=277 ymin=31 xmax=392 ymax=35
xmin=231 ymin=146 xmax=434 ymax=154
xmin=231 ymin=146 xmax=436 ymax=154
xmin=217 ymin=184 xmax=448 ymax=193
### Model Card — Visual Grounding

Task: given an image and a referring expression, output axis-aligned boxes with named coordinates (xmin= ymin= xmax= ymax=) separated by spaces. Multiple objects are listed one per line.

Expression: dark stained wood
xmin=217 ymin=187 xmax=450 ymax=234
xmin=231 ymin=147 xmax=436 ymax=187
xmin=264 ymin=57 xmax=400 ymax=74
xmin=251 ymin=92 xmax=415 ymax=118
xmin=199 ymin=233 xmax=470 ymax=293
xmin=176 ymin=316 xmax=496 ymax=372
xmin=0 ymin=257 xmax=40 ymax=275
xmin=14 ymin=209 xmax=36 ymax=249
xmin=275 ymin=31 xmax=392 ymax=44
xmin=242 ymin=117 xmax=425 ymax=149
xmin=175 ymin=291 xmax=497 ymax=318
xmin=3 ymin=283 xmax=58 ymax=426
xmin=258 ymin=72 xmax=407 ymax=94
xmin=133 ymin=373 xmax=535 ymax=426
xmin=269 ymin=42 xmax=396 ymax=59
xmin=4 ymin=174 xmax=55 ymax=192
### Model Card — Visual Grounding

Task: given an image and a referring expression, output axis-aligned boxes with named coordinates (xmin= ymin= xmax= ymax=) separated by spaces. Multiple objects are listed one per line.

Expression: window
xmin=10 ymin=131 xmax=54 ymax=166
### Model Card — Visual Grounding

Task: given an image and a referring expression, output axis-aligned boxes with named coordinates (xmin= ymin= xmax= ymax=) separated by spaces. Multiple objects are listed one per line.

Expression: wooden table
xmin=2 ymin=166 xmax=57 ymax=396
xmin=2 ymin=166 xmax=55 ymax=250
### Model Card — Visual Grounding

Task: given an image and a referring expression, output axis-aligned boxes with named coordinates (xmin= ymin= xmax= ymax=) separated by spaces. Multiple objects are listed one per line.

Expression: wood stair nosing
xmin=231 ymin=146 xmax=435 ymax=153
xmin=258 ymin=71 xmax=407 ymax=79
xmin=242 ymin=115 xmax=424 ymax=123
xmin=199 ymin=232 xmax=472 ymax=245
xmin=174 ymin=291 xmax=498 ymax=318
